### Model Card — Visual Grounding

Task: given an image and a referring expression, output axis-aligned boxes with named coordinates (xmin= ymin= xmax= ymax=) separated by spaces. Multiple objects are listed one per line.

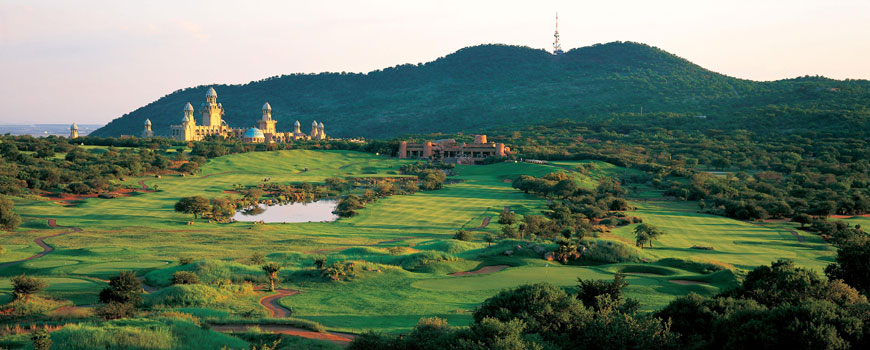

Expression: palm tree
xmin=262 ymin=263 xmax=281 ymax=291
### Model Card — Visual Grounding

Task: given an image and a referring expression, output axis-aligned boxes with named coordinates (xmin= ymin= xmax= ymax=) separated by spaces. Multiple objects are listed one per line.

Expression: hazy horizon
xmin=2 ymin=0 xmax=870 ymax=125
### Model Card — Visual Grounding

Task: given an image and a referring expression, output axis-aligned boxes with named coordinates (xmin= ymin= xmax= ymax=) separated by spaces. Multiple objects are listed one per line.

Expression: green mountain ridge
xmin=92 ymin=42 xmax=870 ymax=139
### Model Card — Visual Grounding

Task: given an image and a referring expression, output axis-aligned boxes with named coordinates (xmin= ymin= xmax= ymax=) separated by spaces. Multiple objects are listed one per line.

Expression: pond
xmin=232 ymin=200 xmax=339 ymax=223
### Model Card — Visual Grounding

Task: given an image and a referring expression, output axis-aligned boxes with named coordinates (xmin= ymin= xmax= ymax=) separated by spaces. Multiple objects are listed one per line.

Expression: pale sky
xmin=1 ymin=0 xmax=869 ymax=124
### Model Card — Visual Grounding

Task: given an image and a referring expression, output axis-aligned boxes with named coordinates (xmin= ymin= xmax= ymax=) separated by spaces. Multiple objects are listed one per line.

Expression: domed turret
xmin=294 ymin=120 xmax=300 ymax=127
xmin=70 ymin=123 xmax=78 ymax=130
xmin=262 ymin=102 xmax=271 ymax=111
xmin=144 ymin=119 xmax=152 ymax=126
xmin=243 ymin=128 xmax=266 ymax=143
xmin=206 ymin=87 xmax=217 ymax=98
xmin=182 ymin=115 xmax=190 ymax=122
xmin=318 ymin=122 xmax=324 ymax=129
xmin=184 ymin=102 xmax=194 ymax=112
xmin=69 ymin=123 xmax=79 ymax=139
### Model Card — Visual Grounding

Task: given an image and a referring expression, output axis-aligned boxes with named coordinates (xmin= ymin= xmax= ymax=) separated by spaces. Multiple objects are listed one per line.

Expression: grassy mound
xmin=50 ymin=316 xmax=249 ymax=349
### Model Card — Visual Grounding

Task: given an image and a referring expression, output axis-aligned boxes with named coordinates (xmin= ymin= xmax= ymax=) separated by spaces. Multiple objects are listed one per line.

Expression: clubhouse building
xmin=398 ymin=135 xmax=511 ymax=164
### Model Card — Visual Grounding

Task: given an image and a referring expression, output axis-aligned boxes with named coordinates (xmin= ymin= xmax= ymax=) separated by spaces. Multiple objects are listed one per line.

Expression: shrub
xmin=178 ymin=256 xmax=194 ymax=265
xmin=249 ymin=252 xmax=266 ymax=265
xmin=579 ymin=240 xmax=640 ymax=263
xmin=453 ymin=229 xmax=473 ymax=241
xmin=31 ymin=329 xmax=51 ymax=350
xmin=171 ymin=271 xmax=200 ymax=285
xmin=95 ymin=302 xmax=136 ymax=320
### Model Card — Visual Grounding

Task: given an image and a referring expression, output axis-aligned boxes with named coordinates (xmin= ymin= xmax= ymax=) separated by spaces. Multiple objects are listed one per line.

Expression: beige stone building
xmin=169 ymin=87 xmax=325 ymax=143
xmin=141 ymin=119 xmax=153 ymax=138
xmin=69 ymin=123 xmax=78 ymax=139
xmin=398 ymin=135 xmax=510 ymax=164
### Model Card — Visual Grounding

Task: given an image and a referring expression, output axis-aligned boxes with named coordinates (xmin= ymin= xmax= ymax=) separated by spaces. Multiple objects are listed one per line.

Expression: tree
xmin=419 ymin=169 xmax=446 ymax=191
xmin=825 ymin=236 xmax=870 ymax=295
xmin=0 ymin=195 xmax=22 ymax=230
xmin=484 ymin=233 xmax=497 ymax=247
xmin=634 ymin=223 xmax=665 ymax=248
xmin=178 ymin=162 xmax=198 ymax=174
xmin=474 ymin=283 xmax=588 ymax=334
xmin=31 ymin=329 xmax=51 ymax=350
xmin=576 ymin=273 xmax=630 ymax=311
xmin=497 ymin=211 xmax=517 ymax=226
xmin=174 ymin=196 xmax=210 ymax=219
xmin=262 ymin=263 xmax=281 ymax=291
xmin=171 ymin=271 xmax=200 ymax=285
xmin=792 ymin=213 xmax=812 ymax=228
xmin=99 ymin=271 xmax=142 ymax=305
xmin=11 ymin=274 xmax=46 ymax=300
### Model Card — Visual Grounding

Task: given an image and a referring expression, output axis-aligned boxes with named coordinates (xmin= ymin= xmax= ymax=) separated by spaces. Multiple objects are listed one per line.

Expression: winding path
xmin=0 ymin=218 xmax=82 ymax=269
xmin=259 ymin=289 xmax=300 ymax=317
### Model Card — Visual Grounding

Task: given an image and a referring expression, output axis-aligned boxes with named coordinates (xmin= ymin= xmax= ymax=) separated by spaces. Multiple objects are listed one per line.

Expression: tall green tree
xmin=0 ymin=195 xmax=22 ymax=230
xmin=174 ymin=196 xmax=211 ymax=219
xmin=99 ymin=271 xmax=143 ymax=306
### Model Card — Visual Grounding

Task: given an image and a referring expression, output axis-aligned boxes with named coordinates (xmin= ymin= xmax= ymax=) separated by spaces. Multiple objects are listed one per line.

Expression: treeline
xmin=351 ymin=232 xmax=870 ymax=350
xmin=0 ymin=135 xmax=188 ymax=196
xmin=472 ymin=119 xmax=870 ymax=222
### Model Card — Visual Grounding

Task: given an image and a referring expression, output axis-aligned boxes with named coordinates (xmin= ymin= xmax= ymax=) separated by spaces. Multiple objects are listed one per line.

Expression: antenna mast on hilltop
xmin=553 ymin=12 xmax=564 ymax=55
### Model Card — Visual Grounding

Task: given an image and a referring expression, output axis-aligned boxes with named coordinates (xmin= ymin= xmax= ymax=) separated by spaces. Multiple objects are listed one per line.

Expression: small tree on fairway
xmin=262 ymin=263 xmax=281 ymax=291
xmin=31 ymin=329 xmax=51 ymax=350
xmin=634 ymin=223 xmax=665 ymax=249
xmin=99 ymin=271 xmax=142 ymax=305
xmin=174 ymin=196 xmax=210 ymax=219
xmin=484 ymin=233 xmax=497 ymax=247
xmin=12 ymin=274 xmax=46 ymax=301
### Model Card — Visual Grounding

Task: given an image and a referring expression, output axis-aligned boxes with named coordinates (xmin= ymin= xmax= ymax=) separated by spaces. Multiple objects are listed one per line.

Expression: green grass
xmin=0 ymin=149 xmax=840 ymax=335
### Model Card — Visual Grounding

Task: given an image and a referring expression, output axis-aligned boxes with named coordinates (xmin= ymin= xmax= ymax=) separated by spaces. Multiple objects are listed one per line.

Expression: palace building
xmin=398 ymin=135 xmax=510 ymax=164
xmin=169 ymin=87 xmax=325 ymax=143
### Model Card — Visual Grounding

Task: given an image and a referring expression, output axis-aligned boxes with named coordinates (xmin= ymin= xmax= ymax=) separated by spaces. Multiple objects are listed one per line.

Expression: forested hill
xmin=92 ymin=42 xmax=870 ymax=138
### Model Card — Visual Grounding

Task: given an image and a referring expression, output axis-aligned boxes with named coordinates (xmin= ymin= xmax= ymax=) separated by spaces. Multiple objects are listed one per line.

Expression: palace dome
xmin=244 ymin=128 xmax=265 ymax=139
xmin=262 ymin=102 xmax=271 ymax=111
xmin=144 ymin=119 xmax=151 ymax=126
xmin=206 ymin=87 xmax=217 ymax=97
xmin=184 ymin=102 xmax=194 ymax=111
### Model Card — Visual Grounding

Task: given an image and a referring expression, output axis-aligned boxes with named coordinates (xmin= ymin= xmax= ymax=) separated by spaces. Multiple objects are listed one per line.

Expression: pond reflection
xmin=233 ymin=200 xmax=339 ymax=223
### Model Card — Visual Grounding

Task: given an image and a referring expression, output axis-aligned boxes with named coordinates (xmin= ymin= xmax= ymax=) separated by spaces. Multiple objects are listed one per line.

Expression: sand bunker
xmin=449 ymin=265 xmax=510 ymax=276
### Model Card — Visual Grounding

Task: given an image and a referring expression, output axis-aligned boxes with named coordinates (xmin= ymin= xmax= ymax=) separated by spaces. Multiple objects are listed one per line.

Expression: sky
xmin=1 ymin=0 xmax=870 ymax=124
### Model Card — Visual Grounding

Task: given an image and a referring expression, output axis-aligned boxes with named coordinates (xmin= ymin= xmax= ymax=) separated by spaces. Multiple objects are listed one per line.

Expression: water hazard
xmin=233 ymin=200 xmax=339 ymax=223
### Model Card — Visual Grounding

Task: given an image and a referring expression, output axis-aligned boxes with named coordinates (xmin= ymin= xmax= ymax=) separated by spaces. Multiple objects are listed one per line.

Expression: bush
xmin=31 ymin=329 xmax=51 ymax=350
xmin=11 ymin=274 xmax=47 ymax=300
xmin=178 ymin=256 xmax=194 ymax=265
xmin=171 ymin=271 xmax=200 ymax=285
xmin=453 ymin=229 xmax=473 ymax=241
xmin=95 ymin=302 xmax=136 ymax=320
xmin=579 ymin=239 xmax=640 ymax=263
